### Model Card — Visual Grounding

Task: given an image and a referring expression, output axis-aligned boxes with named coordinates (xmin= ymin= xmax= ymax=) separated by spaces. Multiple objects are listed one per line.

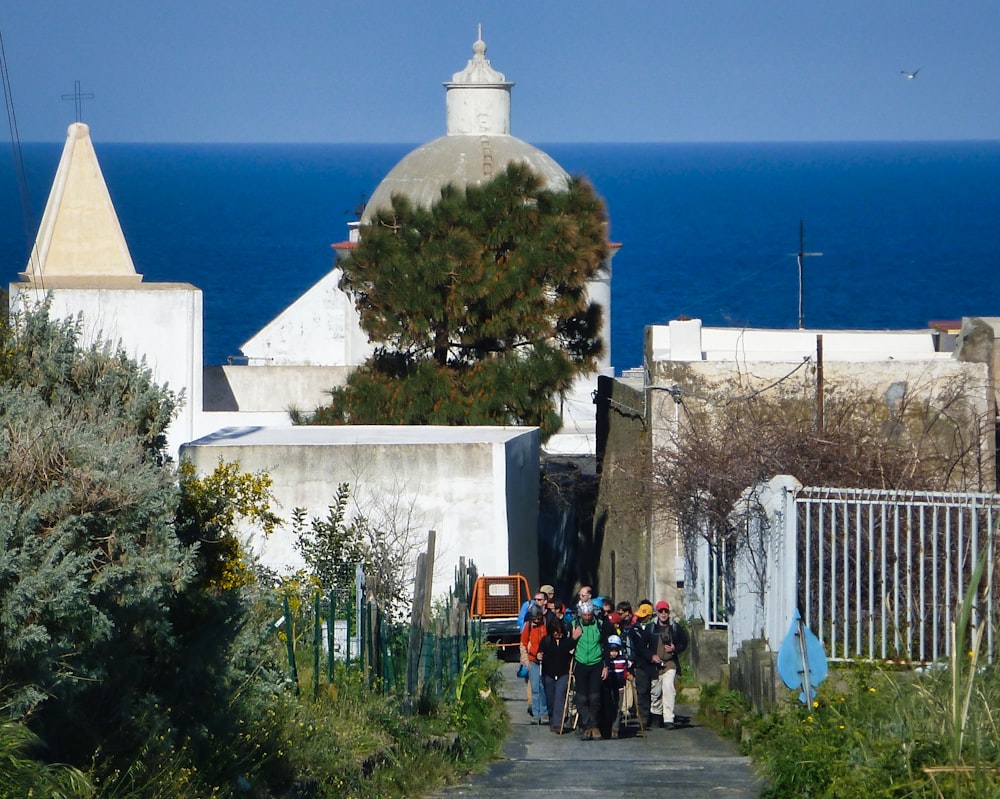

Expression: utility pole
xmin=816 ymin=334 xmax=824 ymax=434
xmin=793 ymin=220 xmax=823 ymax=329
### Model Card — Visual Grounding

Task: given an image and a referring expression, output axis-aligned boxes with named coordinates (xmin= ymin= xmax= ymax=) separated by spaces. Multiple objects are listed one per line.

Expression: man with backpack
xmin=648 ymin=600 xmax=688 ymax=729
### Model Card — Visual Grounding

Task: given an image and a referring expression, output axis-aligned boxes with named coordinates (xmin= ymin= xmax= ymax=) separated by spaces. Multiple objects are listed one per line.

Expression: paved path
xmin=426 ymin=662 xmax=763 ymax=798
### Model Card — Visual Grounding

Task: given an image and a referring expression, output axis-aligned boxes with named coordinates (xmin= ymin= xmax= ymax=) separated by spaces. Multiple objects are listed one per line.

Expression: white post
xmin=765 ymin=475 xmax=803 ymax=650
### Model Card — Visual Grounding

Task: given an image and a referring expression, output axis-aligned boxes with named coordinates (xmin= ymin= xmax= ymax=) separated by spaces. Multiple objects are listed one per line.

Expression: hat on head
xmin=528 ymin=604 xmax=544 ymax=619
xmin=635 ymin=602 xmax=654 ymax=620
xmin=577 ymin=601 xmax=594 ymax=616
xmin=539 ymin=584 xmax=554 ymax=595
xmin=655 ymin=600 xmax=670 ymax=612
xmin=607 ymin=634 xmax=622 ymax=649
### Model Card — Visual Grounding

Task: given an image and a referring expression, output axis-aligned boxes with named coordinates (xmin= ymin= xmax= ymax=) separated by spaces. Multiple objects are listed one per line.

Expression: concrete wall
xmin=687 ymin=620 xmax=731 ymax=685
xmin=648 ymin=318 xmax=949 ymax=363
xmin=203 ymin=364 xmax=353 ymax=412
xmin=180 ymin=425 xmax=540 ymax=600
xmin=10 ymin=283 xmax=203 ymax=460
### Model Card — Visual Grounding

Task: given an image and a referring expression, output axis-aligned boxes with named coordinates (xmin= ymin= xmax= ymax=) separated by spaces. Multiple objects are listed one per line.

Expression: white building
xmin=9 ymin=33 xmax=618 ymax=598
xmin=180 ymin=425 xmax=540 ymax=592
xmin=9 ymin=122 xmax=205 ymax=452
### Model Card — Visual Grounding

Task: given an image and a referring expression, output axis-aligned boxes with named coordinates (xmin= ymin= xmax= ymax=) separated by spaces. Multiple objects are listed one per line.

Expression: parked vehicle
xmin=469 ymin=574 xmax=530 ymax=659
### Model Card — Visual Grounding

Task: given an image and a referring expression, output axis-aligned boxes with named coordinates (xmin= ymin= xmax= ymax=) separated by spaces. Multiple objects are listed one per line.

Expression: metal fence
xmin=276 ymin=556 xmax=478 ymax=705
xmin=696 ymin=476 xmax=1000 ymax=665
xmin=797 ymin=486 xmax=999 ymax=664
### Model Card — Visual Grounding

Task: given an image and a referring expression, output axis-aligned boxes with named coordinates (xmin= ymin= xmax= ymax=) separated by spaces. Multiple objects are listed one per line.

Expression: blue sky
xmin=2 ymin=1 xmax=998 ymax=143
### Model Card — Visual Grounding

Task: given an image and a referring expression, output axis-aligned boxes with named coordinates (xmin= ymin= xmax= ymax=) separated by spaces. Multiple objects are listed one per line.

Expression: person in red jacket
xmin=520 ymin=604 xmax=549 ymax=724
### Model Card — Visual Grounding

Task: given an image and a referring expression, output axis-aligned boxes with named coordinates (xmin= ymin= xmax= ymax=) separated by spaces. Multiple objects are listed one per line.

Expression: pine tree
xmin=311 ymin=162 xmax=609 ymax=439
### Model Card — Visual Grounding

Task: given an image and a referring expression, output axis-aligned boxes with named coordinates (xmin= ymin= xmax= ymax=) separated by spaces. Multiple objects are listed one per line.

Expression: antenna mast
xmin=794 ymin=220 xmax=823 ymax=329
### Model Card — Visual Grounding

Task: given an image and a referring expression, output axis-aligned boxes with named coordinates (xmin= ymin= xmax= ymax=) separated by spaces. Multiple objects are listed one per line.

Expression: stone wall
xmin=593 ymin=375 xmax=652 ymax=604
xmin=686 ymin=620 xmax=730 ymax=685
xmin=727 ymin=639 xmax=787 ymax=714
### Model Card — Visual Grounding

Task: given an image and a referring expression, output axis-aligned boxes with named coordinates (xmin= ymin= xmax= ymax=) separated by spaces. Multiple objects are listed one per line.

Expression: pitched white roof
xmin=21 ymin=122 xmax=141 ymax=287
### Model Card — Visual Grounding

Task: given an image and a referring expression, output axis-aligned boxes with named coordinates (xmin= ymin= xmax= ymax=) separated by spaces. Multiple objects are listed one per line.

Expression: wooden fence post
xmin=405 ymin=531 xmax=437 ymax=707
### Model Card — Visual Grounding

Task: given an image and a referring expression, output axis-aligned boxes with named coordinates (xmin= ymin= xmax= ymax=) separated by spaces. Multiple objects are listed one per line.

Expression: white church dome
xmin=361 ymin=32 xmax=569 ymax=224
xmin=362 ymin=135 xmax=569 ymax=223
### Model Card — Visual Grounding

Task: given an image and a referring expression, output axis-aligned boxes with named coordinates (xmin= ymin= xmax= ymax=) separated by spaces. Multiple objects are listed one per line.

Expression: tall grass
xmin=83 ymin=645 xmax=506 ymax=799
xmin=713 ymin=549 xmax=1000 ymax=798
xmin=0 ymin=717 xmax=92 ymax=799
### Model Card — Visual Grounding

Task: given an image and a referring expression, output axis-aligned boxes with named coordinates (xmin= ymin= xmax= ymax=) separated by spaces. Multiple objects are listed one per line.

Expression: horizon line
xmin=12 ymin=136 xmax=1000 ymax=147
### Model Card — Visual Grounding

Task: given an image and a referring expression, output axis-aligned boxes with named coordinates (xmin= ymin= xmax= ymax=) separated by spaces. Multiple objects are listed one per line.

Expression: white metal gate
xmin=699 ymin=477 xmax=1000 ymax=664
xmin=797 ymin=487 xmax=1000 ymax=664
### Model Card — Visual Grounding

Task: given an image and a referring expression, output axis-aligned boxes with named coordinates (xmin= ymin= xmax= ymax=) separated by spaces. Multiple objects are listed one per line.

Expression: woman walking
xmin=537 ymin=617 xmax=575 ymax=733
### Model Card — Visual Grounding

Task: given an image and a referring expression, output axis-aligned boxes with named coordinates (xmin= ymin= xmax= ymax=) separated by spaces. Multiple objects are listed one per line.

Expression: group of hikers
xmin=518 ymin=583 xmax=688 ymax=740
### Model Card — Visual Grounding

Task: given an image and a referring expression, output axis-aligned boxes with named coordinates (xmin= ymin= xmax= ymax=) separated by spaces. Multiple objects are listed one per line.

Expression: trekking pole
xmin=559 ymin=659 xmax=576 ymax=735
xmin=630 ymin=679 xmax=646 ymax=739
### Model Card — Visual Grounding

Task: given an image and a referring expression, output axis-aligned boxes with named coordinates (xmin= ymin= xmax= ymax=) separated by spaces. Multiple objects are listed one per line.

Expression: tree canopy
xmin=310 ymin=161 xmax=609 ymax=439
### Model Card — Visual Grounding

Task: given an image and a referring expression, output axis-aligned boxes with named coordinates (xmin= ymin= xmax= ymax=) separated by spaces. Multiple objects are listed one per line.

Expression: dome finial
xmin=450 ymin=28 xmax=507 ymax=85
xmin=473 ymin=26 xmax=486 ymax=59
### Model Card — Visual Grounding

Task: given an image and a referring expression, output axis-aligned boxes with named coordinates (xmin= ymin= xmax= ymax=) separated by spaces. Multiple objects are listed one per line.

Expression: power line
xmin=0 ymin=24 xmax=41 ymax=291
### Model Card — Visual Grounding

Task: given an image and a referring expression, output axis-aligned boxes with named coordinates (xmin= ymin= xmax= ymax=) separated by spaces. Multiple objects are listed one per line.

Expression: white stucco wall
xmin=10 ymin=283 xmax=203 ymax=460
xmin=179 ymin=425 xmax=540 ymax=600
xmin=239 ymin=268 xmax=373 ymax=367
xmin=445 ymin=87 xmax=511 ymax=135
xmin=203 ymin=364 xmax=353 ymax=412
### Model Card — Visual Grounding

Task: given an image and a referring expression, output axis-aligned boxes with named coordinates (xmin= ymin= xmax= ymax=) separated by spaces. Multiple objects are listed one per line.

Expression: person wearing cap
xmin=571 ymin=600 xmax=611 ymax=740
xmin=603 ymin=634 xmax=631 ymax=738
xmin=649 ymin=600 xmax=688 ymax=729
xmin=538 ymin=584 xmax=557 ymax=626
xmin=518 ymin=586 xmax=552 ymax=629
xmin=628 ymin=599 xmax=657 ymax=728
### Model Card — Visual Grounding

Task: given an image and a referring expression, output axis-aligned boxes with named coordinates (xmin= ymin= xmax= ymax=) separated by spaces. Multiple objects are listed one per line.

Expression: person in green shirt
xmin=571 ymin=601 xmax=612 ymax=740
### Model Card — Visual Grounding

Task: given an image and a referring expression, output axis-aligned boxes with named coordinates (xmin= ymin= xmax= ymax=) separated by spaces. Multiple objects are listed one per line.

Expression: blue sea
xmin=3 ymin=141 xmax=1000 ymax=371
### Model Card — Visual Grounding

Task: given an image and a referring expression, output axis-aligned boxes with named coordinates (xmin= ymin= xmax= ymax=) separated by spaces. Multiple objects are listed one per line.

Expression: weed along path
xmin=425 ymin=662 xmax=763 ymax=798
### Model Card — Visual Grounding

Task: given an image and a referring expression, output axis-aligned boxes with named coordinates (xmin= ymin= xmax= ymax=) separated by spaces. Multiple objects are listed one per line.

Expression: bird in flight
xmin=901 ymin=68 xmax=920 ymax=79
